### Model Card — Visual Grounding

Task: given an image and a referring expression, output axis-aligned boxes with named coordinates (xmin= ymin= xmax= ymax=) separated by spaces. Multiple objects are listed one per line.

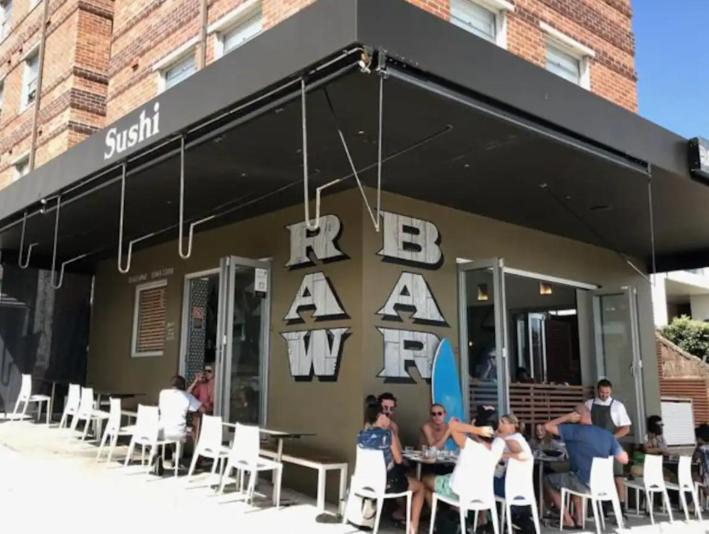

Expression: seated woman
xmin=530 ymin=423 xmax=566 ymax=456
xmin=357 ymin=401 xmax=426 ymax=534
xmin=631 ymin=415 xmax=672 ymax=479
xmin=493 ymin=414 xmax=532 ymax=499
xmin=419 ymin=403 xmax=451 ymax=450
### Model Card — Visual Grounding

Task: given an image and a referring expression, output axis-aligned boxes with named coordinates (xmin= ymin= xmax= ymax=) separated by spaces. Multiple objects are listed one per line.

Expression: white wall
xmin=690 ymin=294 xmax=709 ymax=322
xmin=651 ymin=274 xmax=668 ymax=327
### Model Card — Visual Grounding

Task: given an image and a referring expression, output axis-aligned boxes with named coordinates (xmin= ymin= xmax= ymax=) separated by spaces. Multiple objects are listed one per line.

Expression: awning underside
xmin=0 ymin=67 xmax=705 ymax=275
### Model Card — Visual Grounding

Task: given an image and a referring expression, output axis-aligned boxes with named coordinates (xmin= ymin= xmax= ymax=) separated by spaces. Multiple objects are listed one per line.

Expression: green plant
xmin=660 ymin=316 xmax=709 ymax=361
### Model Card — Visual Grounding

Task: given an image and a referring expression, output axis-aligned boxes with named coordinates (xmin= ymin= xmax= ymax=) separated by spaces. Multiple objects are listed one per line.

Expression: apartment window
xmin=21 ymin=50 xmax=39 ymax=109
xmin=161 ymin=53 xmax=196 ymax=91
xmin=450 ymin=0 xmax=513 ymax=47
xmin=220 ymin=10 xmax=262 ymax=56
xmin=540 ymin=22 xmax=595 ymax=89
xmin=13 ymin=155 xmax=29 ymax=182
xmin=0 ymin=0 xmax=12 ymax=40
xmin=132 ymin=280 xmax=167 ymax=357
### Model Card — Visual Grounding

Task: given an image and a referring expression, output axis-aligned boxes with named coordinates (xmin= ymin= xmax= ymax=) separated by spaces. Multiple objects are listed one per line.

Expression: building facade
xmin=0 ymin=0 xmax=636 ymax=188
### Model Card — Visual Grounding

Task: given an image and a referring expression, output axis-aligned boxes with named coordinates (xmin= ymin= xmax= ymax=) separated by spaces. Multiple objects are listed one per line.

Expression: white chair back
xmin=230 ymin=423 xmax=261 ymax=467
xmin=453 ymin=438 xmax=502 ymax=506
xmin=133 ymin=405 xmax=159 ymax=445
xmin=351 ymin=446 xmax=388 ymax=496
xmin=589 ymin=456 xmax=617 ymax=499
xmin=643 ymin=454 xmax=666 ymax=490
xmin=678 ymin=456 xmax=693 ymax=490
xmin=19 ymin=374 xmax=32 ymax=400
xmin=197 ymin=415 xmax=223 ymax=454
xmin=66 ymin=384 xmax=81 ymax=412
xmin=77 ymin=387 xmax=94 ymax=418
xmin=106 ymin=398 xmax=122 ymax=433
xmin=504 ymin=457 xmax=536 ymax=505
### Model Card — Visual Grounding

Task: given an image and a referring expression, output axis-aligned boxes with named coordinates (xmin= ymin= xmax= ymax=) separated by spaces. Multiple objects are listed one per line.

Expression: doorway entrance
xmin=180 ymin=256 xmax=271 ymax=425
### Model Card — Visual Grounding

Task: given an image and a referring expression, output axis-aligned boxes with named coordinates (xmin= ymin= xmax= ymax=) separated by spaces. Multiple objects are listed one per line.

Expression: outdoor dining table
xmin=534 ymin=451 xmax=568 ymax=516
xmin=403 ymin=449 xmax=457 ymax=480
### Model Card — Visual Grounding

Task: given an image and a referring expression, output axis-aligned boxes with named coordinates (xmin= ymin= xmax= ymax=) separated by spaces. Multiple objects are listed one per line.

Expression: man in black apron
xmin=587 ymin=379 xmax=631 ymax=517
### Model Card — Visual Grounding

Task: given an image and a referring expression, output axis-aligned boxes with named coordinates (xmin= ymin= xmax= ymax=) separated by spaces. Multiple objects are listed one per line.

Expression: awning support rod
xmin=301 ymin=78 xmax=317 ymax=230
xmin=48 ymin=196 xmax=89 ymax=289
xmin=177 ymin=135 xmax=216 ymax=260
xmin=117 ymin=162 xmax=157 ymax=274
xmin=303 ymin=51 xmax=387 ymax=232
xmin=18 ymin=211 xmax=38 ymax=269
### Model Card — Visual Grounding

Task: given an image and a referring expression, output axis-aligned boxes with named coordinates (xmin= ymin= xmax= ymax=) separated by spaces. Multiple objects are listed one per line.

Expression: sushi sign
xmin=283 ymin=212 xmax=447 ymax=381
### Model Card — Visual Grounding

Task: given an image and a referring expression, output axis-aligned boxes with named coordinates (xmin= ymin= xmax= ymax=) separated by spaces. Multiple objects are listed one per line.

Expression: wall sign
xmin=281 ymin=211 xmax=450 ymax=382
xmin=689 ymin=137 xmax=709 ymax=181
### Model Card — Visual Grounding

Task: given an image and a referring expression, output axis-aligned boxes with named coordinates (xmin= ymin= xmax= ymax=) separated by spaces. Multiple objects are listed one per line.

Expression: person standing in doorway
xmin=585 ymin=378 xmax=631 ymax=516
xmin=188 ymin=365 xmax=215 ymax=440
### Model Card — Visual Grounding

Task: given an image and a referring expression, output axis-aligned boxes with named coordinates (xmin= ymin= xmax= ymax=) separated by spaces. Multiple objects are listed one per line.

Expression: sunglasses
xmin=431 ymin=411 xmax=444 ymax=416
xmin=204 ymin=369 xmax=213 ymax=374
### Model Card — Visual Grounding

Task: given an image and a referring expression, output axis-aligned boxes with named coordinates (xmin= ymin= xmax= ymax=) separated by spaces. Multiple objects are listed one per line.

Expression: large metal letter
xmin=285 ymin=272 xmax=346 ymax=321
xmin=377 ymin=328 xmax=439 ymax=380
xmin=286 ymin=214 xmax=345 ymax=267
xmin=378 ymin=211 xmax=442 ymax=267
xmin=377 ymin=272 xmax=446 ymax=324
xmin=282 ymin=328 xmax=350 ymax=378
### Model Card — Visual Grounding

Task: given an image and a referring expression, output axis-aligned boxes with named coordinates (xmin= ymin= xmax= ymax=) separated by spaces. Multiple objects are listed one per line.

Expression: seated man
xmin=419 ymin=403 xmax=451 ymax=450
xmin=378 ymin=392 xmax=400 ymax=435
xmin=158 ymin=375 xmax=201 ymax=468
xmin=543 ymin=404 xmax=629 ymax=529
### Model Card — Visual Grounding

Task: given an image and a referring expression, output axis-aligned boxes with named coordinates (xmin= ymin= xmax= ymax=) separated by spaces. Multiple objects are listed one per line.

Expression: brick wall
xmin=0 ymin=0 xmax=637 ymax=189
xmin=0 ymin=0 xmax=113 ymax=188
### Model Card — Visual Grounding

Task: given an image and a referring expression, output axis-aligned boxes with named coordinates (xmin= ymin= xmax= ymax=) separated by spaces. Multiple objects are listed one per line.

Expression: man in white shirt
xmin=585 ymin=378 xmax=631 ymax=514
xmin=158 ymin=375 xmax=201 ymax=469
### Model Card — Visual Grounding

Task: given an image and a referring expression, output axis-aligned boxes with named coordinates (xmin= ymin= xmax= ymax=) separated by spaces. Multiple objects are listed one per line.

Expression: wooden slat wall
xmin=468 ymin=382 xmax=593 ymax=429
xmin=659 ymin=378 xmax=709 ymax=425
xmin=135 ymin=286 xmax=166 ymax=353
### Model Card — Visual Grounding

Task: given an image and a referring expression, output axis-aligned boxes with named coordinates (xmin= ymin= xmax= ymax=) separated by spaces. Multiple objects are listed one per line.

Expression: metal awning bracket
xmin=178 ymin=135 xmax=215 ymax=259
xmin=18 ymin=211 xmax=38 ymax=269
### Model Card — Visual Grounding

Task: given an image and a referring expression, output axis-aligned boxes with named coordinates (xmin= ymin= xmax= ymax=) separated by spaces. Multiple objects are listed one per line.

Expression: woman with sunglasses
xmin=419 ymin=403 xmax=451 ymax=450
xmin=358 ymin=399 xmax=427 ymax=534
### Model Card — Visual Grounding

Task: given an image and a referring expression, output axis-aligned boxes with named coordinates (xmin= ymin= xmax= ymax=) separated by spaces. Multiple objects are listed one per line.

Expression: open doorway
xmin=181 ymin=271 xmax=220 ymax=382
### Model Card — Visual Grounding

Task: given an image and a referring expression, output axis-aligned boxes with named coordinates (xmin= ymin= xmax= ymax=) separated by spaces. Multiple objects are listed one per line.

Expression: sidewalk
xmin=0 ymin=419 xmax=706 ymax=534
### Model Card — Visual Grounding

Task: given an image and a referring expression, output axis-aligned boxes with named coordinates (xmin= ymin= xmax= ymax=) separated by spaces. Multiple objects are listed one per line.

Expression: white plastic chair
xmin=187 ymin=415 xmax=229 ymax=481
xmin=219 ymin=423 xmax=282 ymax=507
xmin=96 ymin=398 xmax=135 ymax=463
xmin=11 ymin=374 xmax=51 ymax=424
xmin=666 ymin=456 xmax=703 ymax=521
xmin=495 ymin=458 xmax=540 ymax=534
xmin=70 ymin=387 xmax=108 ymax=440
xmin=59 ymin=384 xmax=81 ymax=428
xmin=561 ymin=456 xmax=623 ymax=534
xmin=429 ymin=438 xmax=502 ymax=534
xmin=343 ymin=446 xmax=411 ymax=534
xmin=123 ymin=404 xmax=182 ymax=476
xmin=624 ymin=454 xmax=674 ymax=524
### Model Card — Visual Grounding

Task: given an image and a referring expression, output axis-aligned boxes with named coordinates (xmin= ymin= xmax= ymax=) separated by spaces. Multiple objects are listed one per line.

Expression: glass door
xmin=458 ymin=258 xmax=509 ymax=418
xmin=592 ymin=287 xmax=646 ymax=441
xmin=215 ymin=256 xmax=271 ymax=425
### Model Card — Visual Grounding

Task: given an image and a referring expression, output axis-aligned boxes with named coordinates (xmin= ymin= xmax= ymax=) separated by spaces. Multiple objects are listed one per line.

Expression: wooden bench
xmin=260 ymin=449 xmax=348 ymax=512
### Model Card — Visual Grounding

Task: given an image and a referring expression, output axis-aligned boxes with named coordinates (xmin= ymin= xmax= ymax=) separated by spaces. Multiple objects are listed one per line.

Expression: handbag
xmin=344 ymin=493 xmax=376 ymax=529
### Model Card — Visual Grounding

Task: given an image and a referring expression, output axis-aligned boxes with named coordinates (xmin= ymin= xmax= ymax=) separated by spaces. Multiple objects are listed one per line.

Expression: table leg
xmin=417 ymin=463 xmax=422 ymax=480
xmin=272 ymin=438 xmax=284 ymax=485
xmin=339 ymin=465 xmax=348 ymax=515
xmin=49 ymin=382 xmax=56 ymax=424
xmin=317 ymin=466 xmax=326 ymax=512
xmin=538 ymin=462 xmax=544 ymax=517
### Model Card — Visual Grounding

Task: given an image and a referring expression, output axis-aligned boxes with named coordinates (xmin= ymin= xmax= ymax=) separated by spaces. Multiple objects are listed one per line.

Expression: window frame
xmin=449 ymin=0 xmax=514 ymax=49
xmin=131 ymin=279 xmax=168 ymax=358
xmin=0 ymin=0 xmax=12 ymax=41
xmin=153 ymin=38 xmax=199 ymax=94
xmin=12 ymin=153 xmax=29 ymax=182
xmin=540 ymin=22 xmax=595 ymax=90
xmin=214 ymin=3 xmax=263 ymax=59
xmin=21 ymin=48 xmax=39 ymax=110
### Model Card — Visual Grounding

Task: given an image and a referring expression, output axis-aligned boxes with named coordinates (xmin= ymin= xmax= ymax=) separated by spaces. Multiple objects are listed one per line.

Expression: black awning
xmin=0 ymin=0 xmax=705 ymax=274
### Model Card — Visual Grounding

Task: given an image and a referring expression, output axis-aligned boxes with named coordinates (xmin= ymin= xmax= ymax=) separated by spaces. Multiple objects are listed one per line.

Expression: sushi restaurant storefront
xmin=0 ymin=0 xmax=705 ymax=491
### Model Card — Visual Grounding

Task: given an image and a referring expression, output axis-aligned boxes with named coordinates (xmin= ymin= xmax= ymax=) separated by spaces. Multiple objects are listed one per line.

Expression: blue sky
xmin=634 ymin=1 xmax=709 ymax=138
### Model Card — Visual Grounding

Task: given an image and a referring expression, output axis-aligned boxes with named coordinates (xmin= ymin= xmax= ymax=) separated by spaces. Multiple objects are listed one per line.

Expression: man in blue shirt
xmin=543 ymin=404 xmax=628 ymax=528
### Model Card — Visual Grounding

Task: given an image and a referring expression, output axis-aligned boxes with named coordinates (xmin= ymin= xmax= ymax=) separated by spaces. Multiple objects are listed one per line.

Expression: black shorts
xmin=386 ymin=464 xmax=409 ymax=494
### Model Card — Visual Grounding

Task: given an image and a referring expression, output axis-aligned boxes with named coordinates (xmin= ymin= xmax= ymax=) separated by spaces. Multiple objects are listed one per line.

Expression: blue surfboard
xmin=431 ymin=338 xmax=464 ymax=451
